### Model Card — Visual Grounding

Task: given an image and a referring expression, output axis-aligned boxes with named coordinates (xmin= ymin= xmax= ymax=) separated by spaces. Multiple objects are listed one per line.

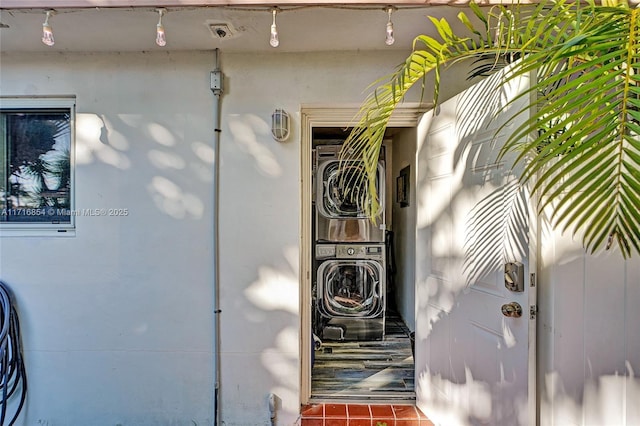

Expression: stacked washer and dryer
xmin=312 ymin=144 xmax=387 ymax=341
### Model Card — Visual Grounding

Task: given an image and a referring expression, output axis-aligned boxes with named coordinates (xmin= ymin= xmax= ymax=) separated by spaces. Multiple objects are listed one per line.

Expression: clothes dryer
xmin=314 ymin=144 xmax=385 ymax=243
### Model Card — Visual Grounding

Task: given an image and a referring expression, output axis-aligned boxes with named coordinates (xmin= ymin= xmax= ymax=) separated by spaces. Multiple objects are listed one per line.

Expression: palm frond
xmin=343 ymin=0 xmax=640 ymax=257
xmin=339 ymin=2 xmax=557 ymax=217
xmin=498 ymin=3 xmax=640 ymax=256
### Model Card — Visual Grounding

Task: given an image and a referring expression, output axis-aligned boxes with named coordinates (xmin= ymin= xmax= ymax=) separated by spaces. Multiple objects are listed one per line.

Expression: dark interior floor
xmin=311 ymin=310 xmax=415 ymax=401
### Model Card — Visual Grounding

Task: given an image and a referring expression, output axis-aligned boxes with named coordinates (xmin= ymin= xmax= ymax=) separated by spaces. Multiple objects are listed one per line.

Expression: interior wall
xmin=390 ymin=128 xmax=417 ymax=331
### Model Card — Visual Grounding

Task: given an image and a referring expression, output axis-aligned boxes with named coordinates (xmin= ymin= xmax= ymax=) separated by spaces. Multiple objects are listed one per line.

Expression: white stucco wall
xmin=538 ymin=229 xmax=640 ymax=426
xmin=1 ymin=51 xmax=217 ymax=426
xmin=217 ymin=51 xmax=415 ymax=425
xmin=5 ymin=46 xmax=636 ymax=426
xmin=0 ymin=49 xmax=414 ymax=425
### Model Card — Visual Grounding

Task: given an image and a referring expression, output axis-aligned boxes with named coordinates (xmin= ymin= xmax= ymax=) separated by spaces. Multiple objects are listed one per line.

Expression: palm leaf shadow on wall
xmin=463 ymin=181 xmax=529 ymax=286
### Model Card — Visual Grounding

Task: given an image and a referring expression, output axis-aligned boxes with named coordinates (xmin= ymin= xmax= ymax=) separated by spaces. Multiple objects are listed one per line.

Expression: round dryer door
xmin=317 ymin=260 xmax=385 ymax=319
xmin=317 ymin=160 xmax=384 ymax=219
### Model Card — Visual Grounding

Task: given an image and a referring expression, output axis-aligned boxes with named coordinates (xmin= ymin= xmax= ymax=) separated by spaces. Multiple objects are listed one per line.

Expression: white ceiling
xmin=0 ymin=5 xmax=477 ymax=53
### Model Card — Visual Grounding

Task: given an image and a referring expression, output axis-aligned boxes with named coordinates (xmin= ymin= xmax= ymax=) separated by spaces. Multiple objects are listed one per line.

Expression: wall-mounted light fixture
xmin=42 ymin=10 xmax=55 ymax=46
xmin=271 ymin=109 xmax=290 ymax=142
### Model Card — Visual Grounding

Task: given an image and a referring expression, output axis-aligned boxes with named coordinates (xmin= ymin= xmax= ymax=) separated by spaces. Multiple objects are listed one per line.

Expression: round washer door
xmin=317 ymin=259 xmax=385 ymax=319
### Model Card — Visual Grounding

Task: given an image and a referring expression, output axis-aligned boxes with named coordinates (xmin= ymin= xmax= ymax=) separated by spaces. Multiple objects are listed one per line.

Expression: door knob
xmin=501 ymin=302 xmax=523 ymax=318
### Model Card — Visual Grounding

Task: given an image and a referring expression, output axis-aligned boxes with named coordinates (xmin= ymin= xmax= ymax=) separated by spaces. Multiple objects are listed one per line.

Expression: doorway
xmin=300 ymin=106 xmax=424 ymax=404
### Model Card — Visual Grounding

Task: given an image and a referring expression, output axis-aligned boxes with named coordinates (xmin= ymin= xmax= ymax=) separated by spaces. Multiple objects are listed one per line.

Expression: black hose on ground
xmin=0 ymin=282 xmax=27 ymax=426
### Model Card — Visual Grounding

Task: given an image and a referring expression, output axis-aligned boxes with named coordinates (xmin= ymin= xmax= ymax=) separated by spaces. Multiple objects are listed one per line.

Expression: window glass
xmin=1 ymin=103 xmax=73 ymax=227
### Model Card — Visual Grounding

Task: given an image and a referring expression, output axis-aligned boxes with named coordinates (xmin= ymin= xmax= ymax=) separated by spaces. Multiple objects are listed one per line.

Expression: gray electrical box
xmin=210 ymin=70 xmax=223 ymax=93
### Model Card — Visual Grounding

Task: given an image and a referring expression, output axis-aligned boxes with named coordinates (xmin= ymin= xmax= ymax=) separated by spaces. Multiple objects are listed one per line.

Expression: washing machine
xmin=314 ymin=243 xmax=386 ymax=341
xmin=314 ymin=144 xmax=385 ymax=243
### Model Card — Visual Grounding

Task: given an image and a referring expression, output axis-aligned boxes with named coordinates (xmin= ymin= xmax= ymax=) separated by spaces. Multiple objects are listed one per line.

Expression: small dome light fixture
xmin=271 ymin=109 xmax=290 ymax=142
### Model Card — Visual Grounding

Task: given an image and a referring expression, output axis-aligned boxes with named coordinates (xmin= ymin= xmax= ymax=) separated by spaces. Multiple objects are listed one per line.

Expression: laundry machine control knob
xmin=347 ymin=248 xmax=355 ymax=256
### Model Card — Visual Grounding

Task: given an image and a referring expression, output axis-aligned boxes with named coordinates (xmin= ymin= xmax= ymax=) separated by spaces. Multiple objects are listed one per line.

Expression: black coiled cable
xmin=0 ymin=282 xmax=27 ymax=426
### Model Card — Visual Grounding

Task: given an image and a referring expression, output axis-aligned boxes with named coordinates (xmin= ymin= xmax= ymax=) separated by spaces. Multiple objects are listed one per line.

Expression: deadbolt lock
xmin=501 ymin=302 xmax=523 ymax=318
xmin=504 ymin=262 xmax=525 ymax=292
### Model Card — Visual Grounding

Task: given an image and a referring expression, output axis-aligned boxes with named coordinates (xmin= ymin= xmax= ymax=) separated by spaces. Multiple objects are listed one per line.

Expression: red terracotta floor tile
xmin=349 ymin=418 xmax=376 ymax=426
xmin=300 ymin=403 xmax=432 ymax=426
xmin=302 ymin=404 xmax=324 ymax=418
xmin=396 ymin=420 xmax=421 ymax=426
xmin=347 ymin=404 xmax=371 ymax=418
xmin=325 ymin=404 xmax=348 ymax=417
xmin=325 ymin=418 xmax=348 ymax=426
xmin=370 ymin=405 xmax=394 ymax=418
xmin=371 ymin=417 xmax=395 ymax=425
xmin=348 ymin=419 xmax=372 ymax=426
xmin=393 ymin=405 xmax=419 ymax=419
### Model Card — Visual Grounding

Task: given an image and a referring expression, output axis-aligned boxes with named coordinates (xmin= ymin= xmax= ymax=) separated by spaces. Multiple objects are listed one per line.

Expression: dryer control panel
xmin=316 ymin=244 xmax=385 ymax=260
xmin=336 ymin=244 xmax=384 ymax=260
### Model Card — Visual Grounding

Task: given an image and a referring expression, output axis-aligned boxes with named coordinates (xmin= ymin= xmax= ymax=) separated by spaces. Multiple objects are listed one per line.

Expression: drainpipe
xmin=268 ymin=393 xmax=277 ymax=425
xmin=210 ymin=48 xmax=224 ymax=426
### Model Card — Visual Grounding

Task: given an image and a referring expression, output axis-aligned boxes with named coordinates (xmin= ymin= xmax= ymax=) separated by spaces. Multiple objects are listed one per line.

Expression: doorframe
xmin=299 ymin=104 xmax=428 ymax=404
xmin=528 ymin=185 xmax=539 ymax=426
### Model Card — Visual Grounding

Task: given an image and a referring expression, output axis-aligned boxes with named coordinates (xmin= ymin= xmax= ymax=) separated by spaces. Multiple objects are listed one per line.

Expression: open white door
xmin=415 ymin=69 xmax=536 ymax=425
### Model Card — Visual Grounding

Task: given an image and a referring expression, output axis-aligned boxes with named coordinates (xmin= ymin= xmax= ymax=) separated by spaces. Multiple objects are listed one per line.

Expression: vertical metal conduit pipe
xmin=210 ymin=48 xmax=223 ymax=426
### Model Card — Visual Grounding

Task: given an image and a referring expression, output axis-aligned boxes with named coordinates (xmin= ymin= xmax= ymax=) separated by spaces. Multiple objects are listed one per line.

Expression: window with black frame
xmin=0 ymin=99 xmax=74 ymax=228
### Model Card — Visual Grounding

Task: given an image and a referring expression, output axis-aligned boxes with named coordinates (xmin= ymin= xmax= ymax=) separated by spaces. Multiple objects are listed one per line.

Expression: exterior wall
xmin=0 ymin=49 xmax=413 ymax=425
xmin=5 ymin=46 xmax=637 ymax=426
xmin=218 ymin=51 xmax=413 ymax=425
xmin=1 ymin=51 xmax=217 ymax=426
xmin=538 ymin=228 xmax=640 ymax=426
